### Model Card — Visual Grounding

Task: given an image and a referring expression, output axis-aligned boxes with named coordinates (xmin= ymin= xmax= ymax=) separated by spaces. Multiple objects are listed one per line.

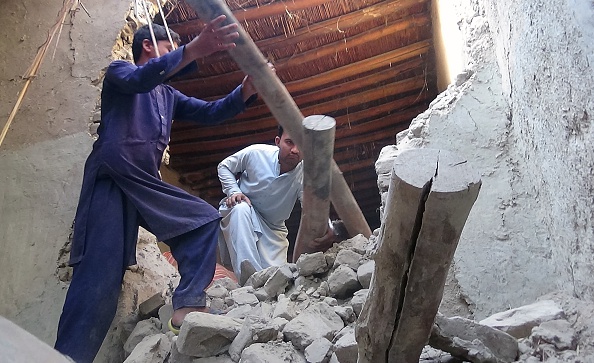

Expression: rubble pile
xmin=116 ymin=232 xmax=594 ymax=363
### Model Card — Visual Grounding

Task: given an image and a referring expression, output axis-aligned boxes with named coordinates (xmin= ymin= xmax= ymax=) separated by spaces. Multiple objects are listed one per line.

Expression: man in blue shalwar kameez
xmin=54 ymin=16 xmax=256 ymax=363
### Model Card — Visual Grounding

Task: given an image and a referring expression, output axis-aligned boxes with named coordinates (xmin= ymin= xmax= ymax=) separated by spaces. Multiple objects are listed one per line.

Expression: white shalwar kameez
xmin=217 ymin=144 xmax=303 ymax=275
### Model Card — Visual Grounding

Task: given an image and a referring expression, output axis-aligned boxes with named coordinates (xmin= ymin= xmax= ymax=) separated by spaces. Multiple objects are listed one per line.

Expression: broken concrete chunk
xmin=176 ymin=312 xmax=242 ymax=358
xmin=240 ymin=341 xmax=306 ymax=363
xmin=213 ymin=277 xmax=241 ymax=291
xmin=158 ymin=304 xmax=173 ymax=334
xmin=334 ymin=305 xmax=356 ymax=324
xmin=245 ymin=266 xmax=279 ymax=289
xmin=430 ymin=313 xmax=519 ymax=363
xmin=206 ymin=284 xmax=229 ymax=299
xmin=123 ymin=334 xmax=170 ymax=363
xmin=296 ymin=252 xmax=329 ymax=276
xmin=328 ymin=265 xmax=362 ymax=299
xmin=350 ymin=289 xmax=368 ymax=317
xmin=530 ymin=319 xmax=577 ymax=351
xmin=124 ymin=317 xmax=162 ymax=356
xmin=210 ymin=297 xmax=226 ymax=312
xmin=249 ymin=301 xmax=275 ymax=320
xmin=272 ymin=295 xmax=301 ymax=320
xmin=356 ymin=260 xmax=374 ymax=289
xmin=228 ymin=315 xmax=280 ymax=361
xmin=304 ymin=337 xmax=333 ymax=363
xmin=225 ymin=304 xmax=254 ymax=320
xmin=138 ymin=293 xmax=166 ymax=319
xmin=263 ymin=265 xmax=294 ymax=298
xmin=168 ymin=336 xmax=195 ymax=363
xmin=253 ymin=287 xmax=270 ymax=301
xmin=333 ymin=327 xmax=358 ymax=363
xmin=333 ymin=249 xmax=362 ymax=270
xmin=227 ymin=286 xmax=259 ymax=306
xmin=283 ymin=302 xmax=344 ymax=350
xmin=479 ymin=300 xmax=565 ymax=338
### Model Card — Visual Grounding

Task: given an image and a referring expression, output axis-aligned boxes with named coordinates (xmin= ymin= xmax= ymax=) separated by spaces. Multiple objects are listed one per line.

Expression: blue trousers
xmin=54 ymin=177 xmax=218 ymax=363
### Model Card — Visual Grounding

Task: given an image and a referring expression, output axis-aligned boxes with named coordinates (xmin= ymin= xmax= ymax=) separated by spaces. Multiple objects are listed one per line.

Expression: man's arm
xmin=217 ymin=147 xmax=253 ymax=207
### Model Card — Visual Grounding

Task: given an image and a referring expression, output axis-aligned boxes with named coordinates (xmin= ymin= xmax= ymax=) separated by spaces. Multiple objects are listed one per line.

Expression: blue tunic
xmin=70 ymin=46 xmax=247 ymax=265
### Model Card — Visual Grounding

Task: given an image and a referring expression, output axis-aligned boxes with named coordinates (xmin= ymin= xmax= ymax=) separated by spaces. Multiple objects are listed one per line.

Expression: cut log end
xmin=303 ymin=115 xmax=336 ymax=131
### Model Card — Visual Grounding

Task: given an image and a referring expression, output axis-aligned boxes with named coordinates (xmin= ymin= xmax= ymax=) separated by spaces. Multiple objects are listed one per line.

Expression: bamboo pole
xmin=183 ymin=0 xmax=371 ymax=238
xmin=293 ymin=115 xmax=336 ymax=261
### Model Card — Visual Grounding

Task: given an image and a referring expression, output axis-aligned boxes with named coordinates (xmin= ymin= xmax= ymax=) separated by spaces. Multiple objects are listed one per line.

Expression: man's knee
xmin=229 ymin=201 xmax=252 ymax=218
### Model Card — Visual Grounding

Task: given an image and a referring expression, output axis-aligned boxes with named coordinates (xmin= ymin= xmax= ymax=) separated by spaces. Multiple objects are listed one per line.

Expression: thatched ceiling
xmin=160 ymin=0 xmax=438 ymax=234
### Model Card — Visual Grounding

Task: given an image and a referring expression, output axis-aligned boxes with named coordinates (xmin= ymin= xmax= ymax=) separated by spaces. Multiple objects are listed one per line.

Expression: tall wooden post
xmin=356 ymin=148 xmax=481 ymax=363
xmin=293 ymin=115 xmax=336 ymax=261
xmin=184 ymin=0 xmax=371 ymax=239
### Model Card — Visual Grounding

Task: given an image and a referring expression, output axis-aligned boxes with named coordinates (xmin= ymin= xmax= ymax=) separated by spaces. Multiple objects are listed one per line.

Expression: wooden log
xmin=184 ymin=0 xmax=371 ymax=238
xmin=356 ymin=148 xmax=481 ymax=363
xmin=171 ymin=78 xmax=429 ymax=144
xmin=293 ymin=115 xmax=336 ymax=261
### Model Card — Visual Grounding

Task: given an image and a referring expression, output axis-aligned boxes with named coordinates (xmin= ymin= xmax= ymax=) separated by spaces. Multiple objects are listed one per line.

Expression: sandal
xmin=167 ymin=318 xmax=181 ymax=335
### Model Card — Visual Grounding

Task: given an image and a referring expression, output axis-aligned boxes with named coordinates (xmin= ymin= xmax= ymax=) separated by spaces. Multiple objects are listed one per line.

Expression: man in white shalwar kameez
xmin=217 ymin=127 xmax=303 ymax=276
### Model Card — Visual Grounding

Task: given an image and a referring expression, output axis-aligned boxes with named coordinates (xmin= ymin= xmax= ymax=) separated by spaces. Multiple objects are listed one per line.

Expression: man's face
xmin=275 ymin=132 xmax=302 ymax=172
xmin=155 ymin=40 xmax=175 ymax=57
xmin=146 ymin=39 xmax=175 ymax=59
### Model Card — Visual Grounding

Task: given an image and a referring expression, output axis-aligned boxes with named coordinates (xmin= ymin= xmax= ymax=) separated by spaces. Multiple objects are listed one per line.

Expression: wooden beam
xmin=293 ymin=115 xmax=336 ymax=261
xmin=171 ymin=0 xmax=334 ymax=35
xmin=356 ymin=149 xmax=481 ymax=363
xmin=184 ymin=0 xmax=371 ymax=238
xmin=254 ymin=1 xmax=429 ymax=53
xmin=172 ymin=38 xmax=432 ymax=97
xmin=170 ymin=77 xmax=429 ymax=145
xmin=230 ymin=57 xmax=426 ymax=121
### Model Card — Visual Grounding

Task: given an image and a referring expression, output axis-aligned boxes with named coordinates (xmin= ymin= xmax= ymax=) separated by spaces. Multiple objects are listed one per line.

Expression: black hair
xmin=132 ymin=24 xmax=181 ymax=63
xmin=278 ymin=125 xmax=284 ymax=137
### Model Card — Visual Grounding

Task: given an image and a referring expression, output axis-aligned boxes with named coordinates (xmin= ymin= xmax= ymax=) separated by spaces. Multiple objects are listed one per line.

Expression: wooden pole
xmin=356 ymin=148 xmax=481 ymax=363
xmin=184 ymin=0 xmax=371 ymax=238
xmin=293 ymin=115 xmax=336 ymax=261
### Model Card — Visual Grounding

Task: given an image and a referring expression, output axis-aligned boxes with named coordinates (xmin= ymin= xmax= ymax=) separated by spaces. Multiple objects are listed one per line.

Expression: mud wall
xmin=393 ymin=0 xmax=594 ymax=318
xmin=0 ymin=0 xmax=130 ymax=344
xmin=483 ymin=0 xmax=594 ymax=299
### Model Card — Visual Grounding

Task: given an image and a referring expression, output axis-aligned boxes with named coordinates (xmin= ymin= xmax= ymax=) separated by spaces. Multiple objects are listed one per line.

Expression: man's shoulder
xmin=108 ymin=59 xmax=135 ymax=69
xmin=242 ymin=143 xmax=278 ymax=154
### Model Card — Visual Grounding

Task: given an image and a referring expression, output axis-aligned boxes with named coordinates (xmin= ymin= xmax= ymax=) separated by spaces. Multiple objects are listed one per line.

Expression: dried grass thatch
xmin=160 ymin=0 xmax=438 ymax=234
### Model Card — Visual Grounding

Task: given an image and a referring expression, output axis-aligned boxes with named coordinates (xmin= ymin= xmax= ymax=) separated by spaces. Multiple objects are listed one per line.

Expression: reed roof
xmin=162 ymin=0 xmax=438 ymax=233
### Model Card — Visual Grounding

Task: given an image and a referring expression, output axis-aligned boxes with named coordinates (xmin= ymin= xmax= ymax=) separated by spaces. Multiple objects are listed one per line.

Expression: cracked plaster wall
xmin=391 ymin=0 xmax=594 ymax=319
xmin=0 ymin=0 xmax=131 ymax=345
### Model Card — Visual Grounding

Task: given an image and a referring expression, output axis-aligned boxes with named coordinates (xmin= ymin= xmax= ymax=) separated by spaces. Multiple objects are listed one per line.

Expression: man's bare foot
xmin=170 ymin=306 xmax=209 ymax=327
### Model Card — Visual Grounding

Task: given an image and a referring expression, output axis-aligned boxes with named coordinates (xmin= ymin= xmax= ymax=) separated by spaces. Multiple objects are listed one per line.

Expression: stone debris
xmin=479 ymin=299 xmax=565 ymax=339
xmin=176 ymin=312 xmax=242 ymax=357
xmin=429 ymin=313 xmax=519 ymax=362
xmin=356 ymin=260 xmax=374 ymax=289
xmin=228 ymin=315 xmax=280 ymax=361
xmin=108 ymin=235 xmax=594 ymax=363
xmin=139 ymin=293 xmax=166 ymax=319
xmin=123 ymin=317 xmax=163 ymax=357
xmin=304 ymin=337 xmax=333 ymax=363
xmin=332 ymin=326 xmax=357 ymax=363
xmin=123 ymin=333 xmax=171 ymax=363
